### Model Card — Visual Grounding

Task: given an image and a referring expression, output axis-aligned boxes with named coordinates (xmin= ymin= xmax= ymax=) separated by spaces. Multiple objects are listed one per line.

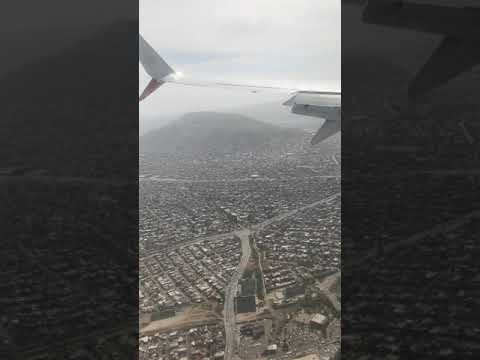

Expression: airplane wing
xmin=361 ymin=1 xmax=480 ymax=97
xmin=139 ymin=34 xmax=341 ymax=144
xmin=283 ymin=91 xmax=341 ymax=145
xmin=409 ymin=36 xmax=480 ymax=97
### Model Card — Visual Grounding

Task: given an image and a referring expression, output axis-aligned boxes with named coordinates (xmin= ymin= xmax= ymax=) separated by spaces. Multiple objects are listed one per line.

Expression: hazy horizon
xmin=139 ymin=0 xmax=340 ymax=121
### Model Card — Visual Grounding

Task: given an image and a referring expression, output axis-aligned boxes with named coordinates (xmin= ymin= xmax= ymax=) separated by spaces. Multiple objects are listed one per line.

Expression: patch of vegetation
xmin=151 ymin=307 xmax=175 ymax=321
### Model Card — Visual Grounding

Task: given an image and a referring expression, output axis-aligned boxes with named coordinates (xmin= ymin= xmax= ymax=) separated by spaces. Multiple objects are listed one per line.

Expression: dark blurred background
xmin=342 ymin=1 xmax=480 ymax=359
xmin=0 ymin=1 xmax=138 ymax=359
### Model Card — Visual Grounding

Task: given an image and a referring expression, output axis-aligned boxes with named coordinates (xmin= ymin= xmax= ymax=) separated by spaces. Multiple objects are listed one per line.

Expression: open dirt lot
xmin=140 ymin=305 xmax=221 ymax=334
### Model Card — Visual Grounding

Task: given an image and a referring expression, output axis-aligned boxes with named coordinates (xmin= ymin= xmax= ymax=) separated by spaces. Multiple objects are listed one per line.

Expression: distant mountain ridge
xmin=140 ymin=111 xmax=307 ymax=158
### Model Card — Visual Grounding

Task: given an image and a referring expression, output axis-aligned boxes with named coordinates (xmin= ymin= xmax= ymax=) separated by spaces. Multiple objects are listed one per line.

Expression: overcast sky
xmin=139 ymin=0 xmax=340 ymax=121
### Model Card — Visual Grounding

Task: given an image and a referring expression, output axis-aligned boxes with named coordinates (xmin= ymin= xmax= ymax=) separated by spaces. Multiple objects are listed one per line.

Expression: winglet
xmin=139 ymin=34 xmax=175 ymax=101
xmin=139 ymin=79 xmax=164 ymax=102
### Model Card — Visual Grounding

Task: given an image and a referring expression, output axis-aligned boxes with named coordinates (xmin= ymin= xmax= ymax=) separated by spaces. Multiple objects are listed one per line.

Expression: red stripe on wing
xmin=139 ymin=78 xmax=164 ymax=101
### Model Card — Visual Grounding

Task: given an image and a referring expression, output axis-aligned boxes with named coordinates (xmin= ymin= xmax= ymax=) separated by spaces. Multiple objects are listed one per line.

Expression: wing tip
xmin=139 ymin=79 xmax=164 ymax=102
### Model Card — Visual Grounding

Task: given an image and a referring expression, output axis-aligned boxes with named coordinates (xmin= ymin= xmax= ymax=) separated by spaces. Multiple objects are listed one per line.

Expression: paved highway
xmin=141 ymin=175 xmax=340 ymax=183
xmin=223 ymin=230 xmax=251 ymax=360
xmin=142 ymin=191 xmax=341 ymax=259
xmin=142 ymin=192 xmax=341 ymax=358
xmin=223 ymin=192 xmax=340 ymax=359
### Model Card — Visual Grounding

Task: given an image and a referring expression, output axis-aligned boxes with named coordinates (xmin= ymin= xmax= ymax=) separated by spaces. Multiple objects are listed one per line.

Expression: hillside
xmin=140 ymin=112 xmax=307 ymax=158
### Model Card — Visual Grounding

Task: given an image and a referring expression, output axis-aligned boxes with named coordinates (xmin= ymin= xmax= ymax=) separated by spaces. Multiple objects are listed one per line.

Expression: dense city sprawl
xmin=140 ymin=117 xmax=341 ymax=360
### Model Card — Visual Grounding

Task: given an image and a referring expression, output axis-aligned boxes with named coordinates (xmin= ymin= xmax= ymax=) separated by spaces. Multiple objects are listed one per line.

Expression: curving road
xmin=224 ymin=230 xmax=251 ymax=360
xmin=223 ymin=192 xmax=340 ymax=359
